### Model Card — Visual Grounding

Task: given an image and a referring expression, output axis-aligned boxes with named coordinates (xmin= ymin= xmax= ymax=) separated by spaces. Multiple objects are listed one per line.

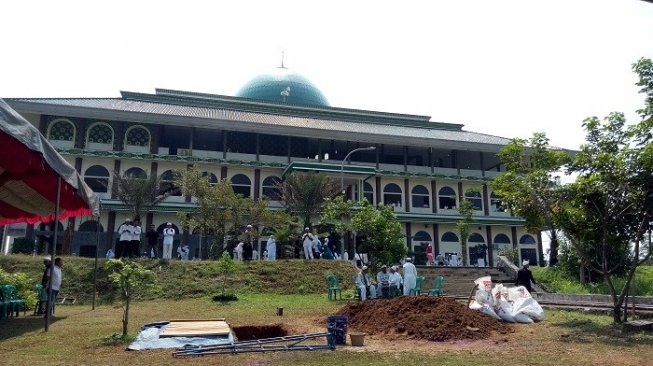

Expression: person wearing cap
xmin=388 ymin=265 xmax=403 ymax=296
xmin=242 ymin=225 xmax=254 ymax=261
xmin=130 ymin=218 xmax=142 ymax=258
xmin=402 ymin=257 xmax=417 ymax=296
xmin=301 ymin=227 xmax=315 ymax=260
xmin=162 ymin=222 xmax=175 ymax=260
xmin=117 ymin=218 xmax=133 ymax=259
xmin=376 ymin=265 xmax=390 ymax=298
xmin=435 ymin=253 xmax=445 ymax=266
xmin=515 ymin=259 xmax=537 ymax=293
xmin=355 ymin=266 xmax=376 ymax=301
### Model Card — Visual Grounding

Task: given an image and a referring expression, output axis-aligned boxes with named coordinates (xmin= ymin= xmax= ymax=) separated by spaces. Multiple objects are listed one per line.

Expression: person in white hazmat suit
xmin=402 ymin=257 xmax=417 ymax=296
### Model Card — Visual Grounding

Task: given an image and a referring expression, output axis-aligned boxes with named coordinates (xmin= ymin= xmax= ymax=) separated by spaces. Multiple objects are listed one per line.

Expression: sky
xmin=2 ymin=0 xmax=652 ymax=152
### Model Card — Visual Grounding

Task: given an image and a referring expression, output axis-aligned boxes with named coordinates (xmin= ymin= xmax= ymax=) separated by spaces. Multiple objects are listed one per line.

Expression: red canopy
xmin=0 ymin=99 xmax=99 ymax=225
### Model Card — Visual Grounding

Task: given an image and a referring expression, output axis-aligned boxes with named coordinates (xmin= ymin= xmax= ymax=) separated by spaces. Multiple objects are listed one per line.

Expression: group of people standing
xmin=355 ymin=257 xmax=418 ymax=300
xmin=110 ymin=220 xmax=176 ymax=260
xmin=301 ymin=227 xmax=336 ymax=260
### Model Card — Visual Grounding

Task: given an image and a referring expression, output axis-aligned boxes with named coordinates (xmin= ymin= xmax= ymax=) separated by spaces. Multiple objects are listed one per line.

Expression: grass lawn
xmin=531 ymin=265 xmax=653 ymax=296
xmin=2 ymin=294 xmax=653 ymax=366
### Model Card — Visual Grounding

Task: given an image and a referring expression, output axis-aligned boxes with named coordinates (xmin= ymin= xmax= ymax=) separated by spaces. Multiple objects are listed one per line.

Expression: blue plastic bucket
xmin=326 ymin=315 xmax=348 ymax=345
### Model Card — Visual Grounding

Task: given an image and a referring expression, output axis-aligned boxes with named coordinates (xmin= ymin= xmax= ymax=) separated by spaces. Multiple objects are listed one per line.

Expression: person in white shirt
xmin=354 ymin=266 xmax=376 ymax=300
xmin=45 ymin=257 xmax=63 ymax=315
xmin=117 ymin=219 xmax=133 ymax=258
xmin=266 ymin=235 xmax=276 ymax=261
xmin=162 ymin=222 xmax=175 ymax=260
xmin=376 ymin=265 xmax=390 ymax=298
xmin=312 ymin=236 xmax=322 ymax=259
xmin=402 ymin=257 xmax=417 ymax=296
xmin=234 ymin=242 xmax=244 ymax=261
xmin=388 ymin=265 xmax=403 ymax=294
xmin=130 ymin=218 xmax=142 ymax=258
xmin=301 ymin=228 xmax=315 ymax=260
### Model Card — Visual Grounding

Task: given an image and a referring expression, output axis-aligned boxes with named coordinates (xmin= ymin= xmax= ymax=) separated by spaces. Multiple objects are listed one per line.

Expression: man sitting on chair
xmin=355 ymin=266 xmax=376 ymax=301
xmin=389 ymin=265 xmax=403 ymax=295
xmin=376 ymin=265 xmax=391 ymax=298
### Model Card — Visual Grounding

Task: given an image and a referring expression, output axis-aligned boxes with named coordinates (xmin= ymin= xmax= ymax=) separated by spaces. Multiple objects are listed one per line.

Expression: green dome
xmin=236 ymin=67 xmax=330 ymax=107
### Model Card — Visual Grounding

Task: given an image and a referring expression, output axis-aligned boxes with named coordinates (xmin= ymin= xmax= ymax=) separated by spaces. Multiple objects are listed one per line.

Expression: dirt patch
xmin=232 ymin=324 xmax=289 ymax=341
xmin=336 ymin=296 xmax=513 ymax=342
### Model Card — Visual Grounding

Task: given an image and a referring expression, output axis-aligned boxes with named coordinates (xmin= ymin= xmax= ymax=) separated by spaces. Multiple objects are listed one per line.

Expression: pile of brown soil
xmin=336 ymin=296 xmax=512 ymax=342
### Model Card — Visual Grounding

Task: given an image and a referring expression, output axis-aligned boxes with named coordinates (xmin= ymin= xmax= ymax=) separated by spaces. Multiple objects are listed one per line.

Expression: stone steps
xmin=413 ymin=266 xmax=513 ymax=296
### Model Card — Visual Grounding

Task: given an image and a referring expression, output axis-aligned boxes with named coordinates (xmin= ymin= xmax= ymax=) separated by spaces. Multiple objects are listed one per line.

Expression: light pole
xmin=340 ymin=146 xmax=376 ymax=196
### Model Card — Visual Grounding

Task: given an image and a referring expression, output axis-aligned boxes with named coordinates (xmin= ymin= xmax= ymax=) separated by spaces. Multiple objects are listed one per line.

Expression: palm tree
xmin=276 ymin=172 xmax=339 ymax=229
xmin=112 ymin=170 xmax=169 ymax=220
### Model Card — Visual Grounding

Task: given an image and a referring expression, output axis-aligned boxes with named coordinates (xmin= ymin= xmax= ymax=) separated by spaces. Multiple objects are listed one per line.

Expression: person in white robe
xmin=354 ymin=266 xmax=376 ymax=300
xmin=162 ymin=222 xmax=175 ymax=260
xmin=402 ymin=257 xmax=417 ymax=296
xmin=266 ymin=235 xmax=277 ymax=261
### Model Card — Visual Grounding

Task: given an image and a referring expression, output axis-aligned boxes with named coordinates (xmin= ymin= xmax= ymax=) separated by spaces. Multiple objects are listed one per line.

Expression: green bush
xmin=531 ymin=266 xmax=653 ymax=296
xmin=0 ymin=267 xmax=38 ymax=309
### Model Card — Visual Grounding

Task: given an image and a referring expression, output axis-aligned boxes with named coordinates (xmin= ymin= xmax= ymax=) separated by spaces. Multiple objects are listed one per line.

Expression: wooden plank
xmin=169 ymin=318 xmax=226 ymax=322
xmin=160 ymin=320 xmax=231 ymax=338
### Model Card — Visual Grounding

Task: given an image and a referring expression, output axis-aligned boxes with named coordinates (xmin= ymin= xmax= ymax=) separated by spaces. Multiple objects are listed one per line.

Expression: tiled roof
xmin=6 ymin=97 xmax=513 ymax=151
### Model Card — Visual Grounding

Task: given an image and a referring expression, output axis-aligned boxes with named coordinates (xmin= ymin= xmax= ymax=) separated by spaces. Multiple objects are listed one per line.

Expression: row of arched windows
xmin=82 ymin=165 xmax=282 ymax=200
xmin=47 ymin=119 xmax=151 ymax=148
xmin=84 ymin=165 xmax=505 ymax=210
xmin=356 ymin=182 xmax=503 ymax=211
xmin=415 ymin=231 xmax=535 ymax=245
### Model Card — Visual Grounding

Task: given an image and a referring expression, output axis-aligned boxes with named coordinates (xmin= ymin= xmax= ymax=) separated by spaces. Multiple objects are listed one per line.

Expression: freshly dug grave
xmin=337 ymin=296 xmax=512 ymax=342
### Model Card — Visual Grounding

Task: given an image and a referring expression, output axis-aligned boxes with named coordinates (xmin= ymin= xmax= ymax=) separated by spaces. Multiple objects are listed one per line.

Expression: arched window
xmin=231 ymin=174 xmax=251 ymax=197
xmin=124 ymin=167 xmax=147 ymax=179
xmin=441 ymin=232 xmax=460 ymax=242
xmin=438 ymin=186 xmax=457 ymax=209
xmin=383 ymin=183 xmax=402 ymax=207
xmin=125 ymin=126 xmax=151 ymax=147
xmin=84 ymin=165 xmax=110 ymax=193
xmin=468 ymin=233 xmax=485 ymax=243
xmin=413 ymin=231 xmax=432 ymax=242
xmin=411 ymin=185 xmax=430 ymax=208
xmin=490 ymin=192 xmax=506 ymax=212
xmin=86 ymin=123 xmax=114 ymax=145
xmin=262 ymin=176 xmax=281 ymax=200
xmin=202 ymin=172 xmax=218 ymax=185
xmin=160 ymin=170 xmax=181 ymax=196
xmin=47 ymin=119 xmax=75 ymax=141
xmin=494 ymin=234 xmax=511 ymax=244
xmin=519 ymin=235 xmax=536 ymax=245
xmin=465 ymin=190 xmax=483 ymax=211
xmin=78 ymin=220 xmax=104 ymax=232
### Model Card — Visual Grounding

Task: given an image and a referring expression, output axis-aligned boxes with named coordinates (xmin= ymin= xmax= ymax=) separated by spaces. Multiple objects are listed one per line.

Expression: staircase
xmin=414 ymin=265 xmax=513 ymax=297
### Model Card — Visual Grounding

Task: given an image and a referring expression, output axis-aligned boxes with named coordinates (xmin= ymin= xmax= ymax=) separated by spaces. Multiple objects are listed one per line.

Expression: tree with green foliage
xmin=553 ymin=59 xmax=653 ymax=323
xmin=104 ymin=259 xmax=158 ymax=337
xmin=112 ymin=170 xmax=168 ymax=220
xmin=492 ymin=133 xmax=570 ymax=266
xmin=348 ymin=200 xmax=407 ymax=271
xmin=276 ymin=172 xmax=339 ymax=229
xmin=321 ymin=195 xmax=356 ymax=257
xmin=270 ymin=217 xmax=303 ymax=258
xmin=456 ymin=196 xmax=475 ymax=266
xmin=216 ymin=251 xmax=240 ymax=298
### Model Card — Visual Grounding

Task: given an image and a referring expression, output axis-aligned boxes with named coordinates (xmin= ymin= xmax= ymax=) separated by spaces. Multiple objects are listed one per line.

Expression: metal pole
xmin=198 ymin=233 xmax=202 ymax=261
xmin=45 ymin=176 xmax=61 ymax=332
xmin=92 ymin=203 xmax=102 ymax=310
xmin=340 ymin=146 xmax=376 ymax=195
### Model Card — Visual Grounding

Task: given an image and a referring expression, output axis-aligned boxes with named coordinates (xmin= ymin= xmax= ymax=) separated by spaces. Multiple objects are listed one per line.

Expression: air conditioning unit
xmin=177 ymin=148 xmax=191 ymax=156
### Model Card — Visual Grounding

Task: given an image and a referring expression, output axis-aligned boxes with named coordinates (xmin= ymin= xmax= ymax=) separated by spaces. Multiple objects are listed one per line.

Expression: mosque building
xmin=4 ymin=65 xmax=543 ymax=265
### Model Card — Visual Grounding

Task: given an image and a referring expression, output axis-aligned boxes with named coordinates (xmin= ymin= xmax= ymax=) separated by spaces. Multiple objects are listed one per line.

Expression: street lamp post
xmin=340 ymin=146 xmax=376 ymax=196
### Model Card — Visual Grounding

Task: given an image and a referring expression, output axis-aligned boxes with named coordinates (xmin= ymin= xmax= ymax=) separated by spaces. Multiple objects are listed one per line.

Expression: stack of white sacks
xmin=469 ymin=276 xmax=544 ymax=323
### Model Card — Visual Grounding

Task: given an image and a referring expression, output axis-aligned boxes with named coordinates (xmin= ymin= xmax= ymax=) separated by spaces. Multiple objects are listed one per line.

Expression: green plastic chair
xmin=409 ymin=276 xmax=425 ymax=296
xmin=325 ymin=275 xmax=342 ymax=300
xmin=428 ymin=275 xmax=444 ymax=296
xmin=1 ymin=285 xmax=25 ymax=318
xmin=0 ymin=284 xmax=9 ymax=319
xmin=34 ymin=284 xmax=49 ymax=316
